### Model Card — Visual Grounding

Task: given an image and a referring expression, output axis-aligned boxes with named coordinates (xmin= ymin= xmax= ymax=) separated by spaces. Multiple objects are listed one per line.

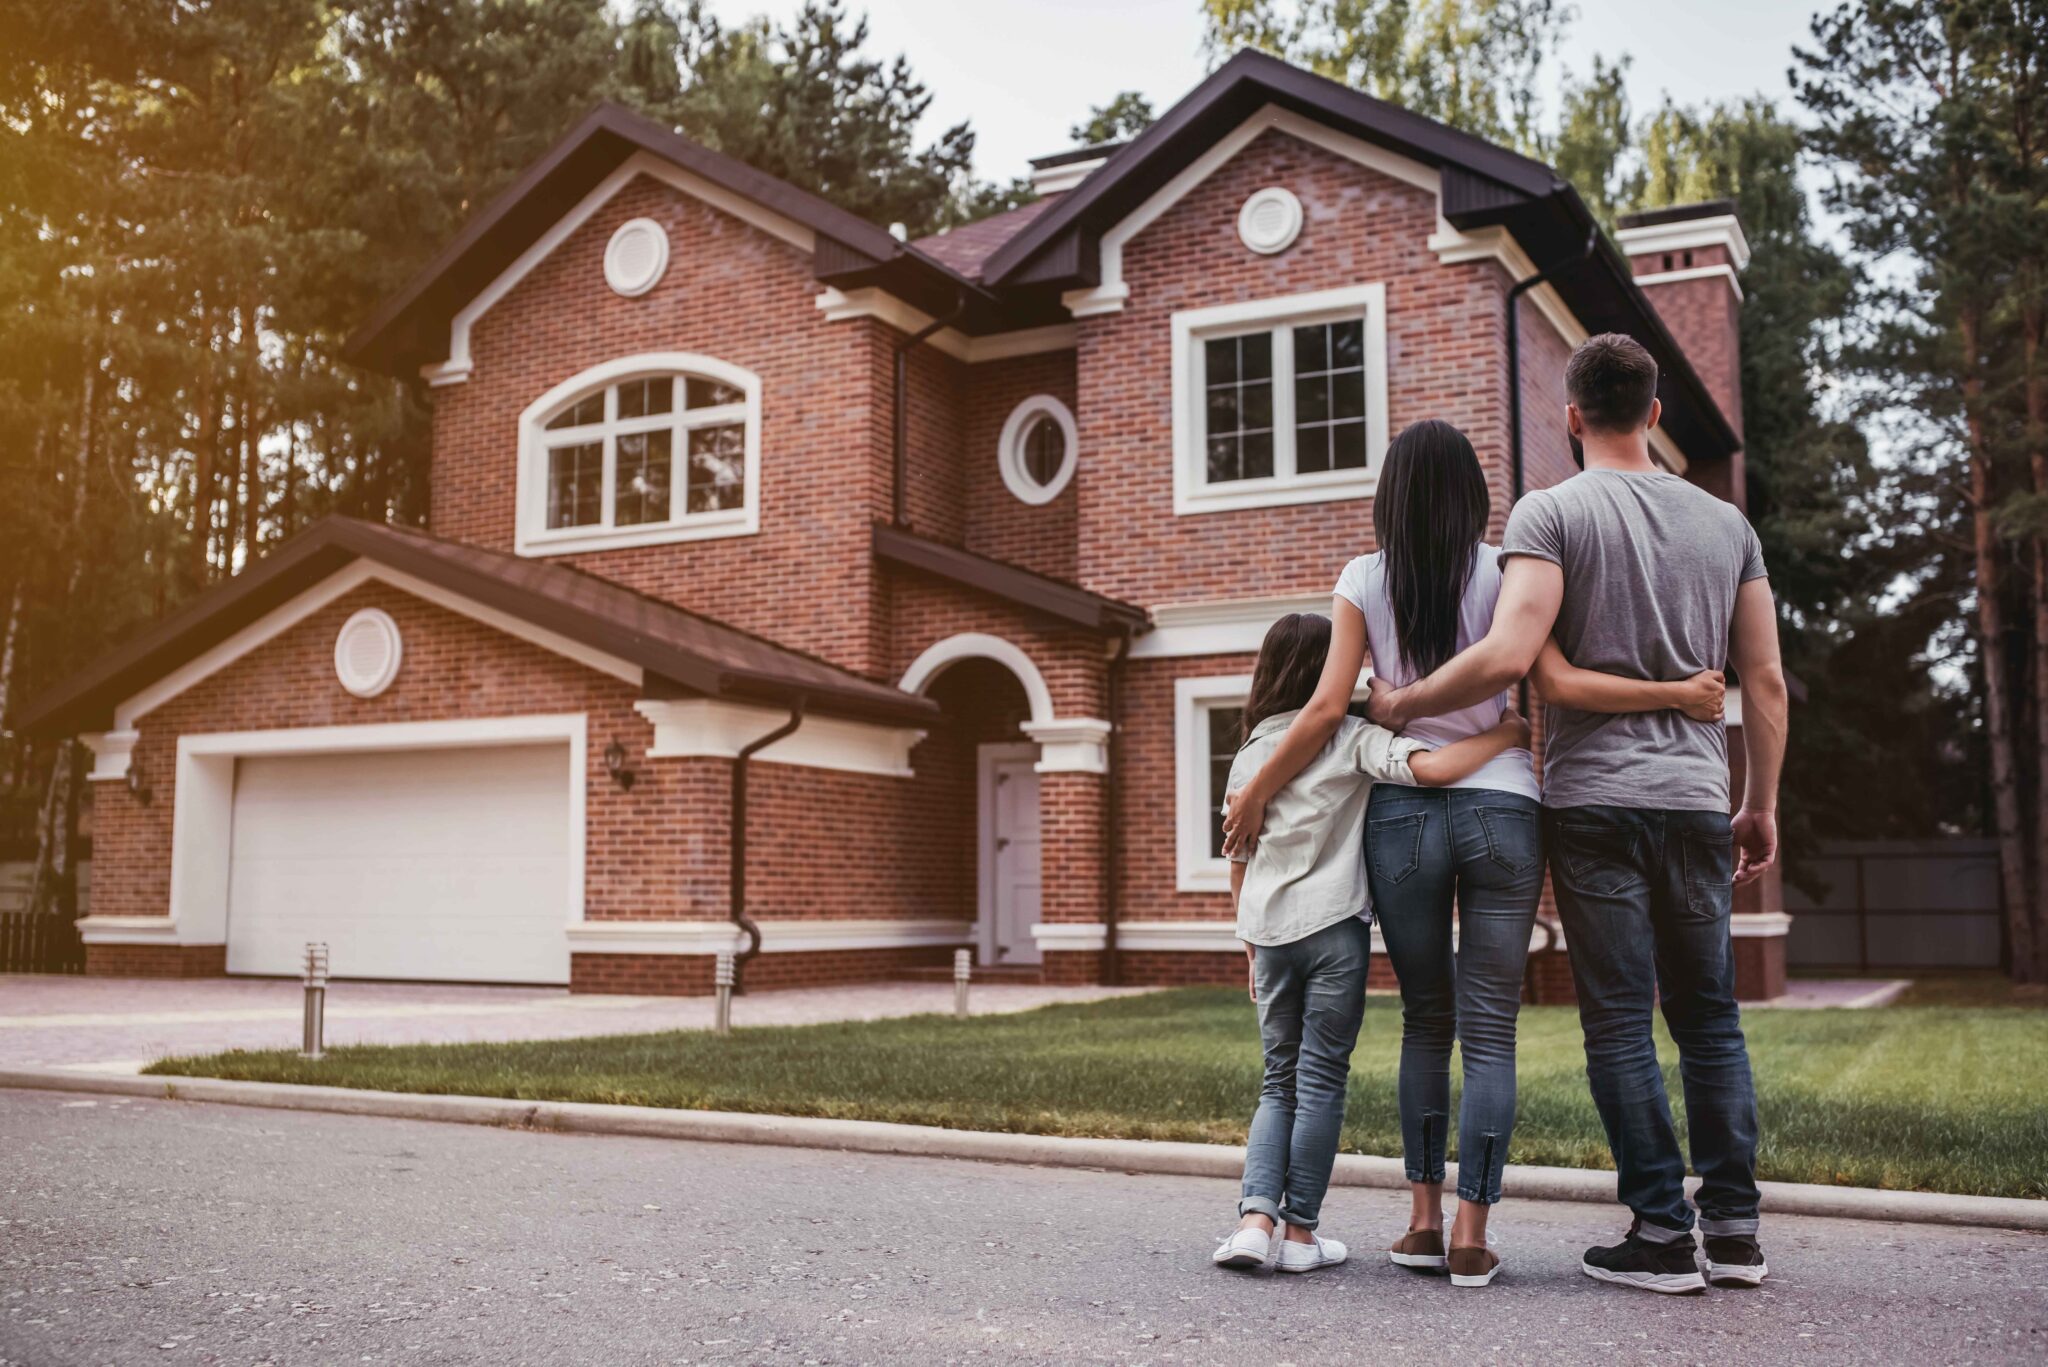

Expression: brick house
xmin=21 ymin=51 xmax=1787 ymax=998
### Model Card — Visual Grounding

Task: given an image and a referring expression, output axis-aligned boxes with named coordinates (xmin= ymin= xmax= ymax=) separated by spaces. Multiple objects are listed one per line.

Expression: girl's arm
xmin=1531 ymin=639 xmax=1725 ymax=720
xmin=1407 ymin=710 xmax=1532 ymax=788
xmin=1220 ymin=596 xmax=1368 ymax=857
xmin=1231 ymin=862 xmax=1255 ymax=1003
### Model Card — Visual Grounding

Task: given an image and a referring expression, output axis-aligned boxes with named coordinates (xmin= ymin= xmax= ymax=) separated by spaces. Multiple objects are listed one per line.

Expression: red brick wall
xmin=1628 ymin=242 xmax=1745 ymax=507
xmin=431 ymin=175 xmax=886 ymax=675
xmin=963 ymin=350 xmax=1080 ymax=582
xmin=570 ymin=945 xmax=957 ymax=996
xmin=1072 ymin=128 xmax=1517 ymax=607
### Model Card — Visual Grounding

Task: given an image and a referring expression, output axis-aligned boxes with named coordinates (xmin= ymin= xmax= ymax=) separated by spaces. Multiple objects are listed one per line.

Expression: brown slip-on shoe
xmin=1388 ymin=1228 xmax=1447 ymax=1270
xmin=1448 ymin=1245 xmax=1502 ymax=1287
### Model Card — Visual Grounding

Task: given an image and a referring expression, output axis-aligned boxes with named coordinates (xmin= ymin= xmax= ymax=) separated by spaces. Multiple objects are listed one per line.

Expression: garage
xmin=223 ymin=743 xmax=573 ymax=984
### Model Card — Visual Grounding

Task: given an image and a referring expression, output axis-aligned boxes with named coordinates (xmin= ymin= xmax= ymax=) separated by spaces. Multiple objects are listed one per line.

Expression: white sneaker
xmin=1212 ymin=1226 xmax=1272 ymax=1269
xmin=1275 ymin=1231 xmax=1348 ymax=1273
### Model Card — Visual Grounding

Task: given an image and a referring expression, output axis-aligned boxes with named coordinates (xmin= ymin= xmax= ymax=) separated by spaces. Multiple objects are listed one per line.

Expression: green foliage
xmin=1071 ymin=91 xmax=1157 ymax=146
xmin=147 ymin=990 xmax=2048 ymax=1199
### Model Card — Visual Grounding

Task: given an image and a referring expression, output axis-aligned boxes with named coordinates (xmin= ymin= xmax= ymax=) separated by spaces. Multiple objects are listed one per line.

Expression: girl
xmin=1220 ymin=419 xmax=1725 ymax=1287
xmin=1212 ymin=611 xmax=1530 ymax=1274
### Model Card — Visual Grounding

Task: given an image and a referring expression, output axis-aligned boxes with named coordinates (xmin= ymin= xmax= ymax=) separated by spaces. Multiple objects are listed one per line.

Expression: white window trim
xmin=516 ymin=352 xmax=761 ymax=557
xmin=1174 ymin=674 xmax=1253 ymax=893
xmin=997 ymin=394 xmax=1078 ymax=505
xmin=1171 ymin=283 xmax=1389 ymax=517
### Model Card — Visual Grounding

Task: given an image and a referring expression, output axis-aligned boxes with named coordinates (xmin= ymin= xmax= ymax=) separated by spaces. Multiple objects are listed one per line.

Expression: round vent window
xmin=1237 ymin=187 xmax=1304 ymax=255
xmin=997 ymin=395 xmax=1078 ymax=505
xmin=334 ymin=608 xmax=403 ymax=698
xmin=604 ymin=217 xmax=670 ymax=298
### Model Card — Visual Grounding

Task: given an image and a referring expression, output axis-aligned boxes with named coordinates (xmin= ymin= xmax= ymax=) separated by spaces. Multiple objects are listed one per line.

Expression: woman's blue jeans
xmin=1240 ymin=916 xmax=1371 ymax=1231
xmin=1365 ymin=785 xmax=1542 ymax=1205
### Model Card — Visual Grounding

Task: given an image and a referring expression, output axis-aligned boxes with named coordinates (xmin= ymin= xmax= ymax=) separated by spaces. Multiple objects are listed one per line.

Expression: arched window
xmin=516 ymin=353 xmax=761 ymax=555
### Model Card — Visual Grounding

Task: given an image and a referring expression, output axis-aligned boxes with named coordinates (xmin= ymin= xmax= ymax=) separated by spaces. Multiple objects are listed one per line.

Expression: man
xmin=1363 ymin=333 xmax=1788 ymax=1294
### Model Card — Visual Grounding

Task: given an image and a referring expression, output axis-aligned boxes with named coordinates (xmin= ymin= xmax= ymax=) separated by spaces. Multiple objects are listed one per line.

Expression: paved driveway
xmin=0 ymin=975 xmax=1149 ymax=1071
xmin=3 ymin=1088 xmax=2043 ymax=1366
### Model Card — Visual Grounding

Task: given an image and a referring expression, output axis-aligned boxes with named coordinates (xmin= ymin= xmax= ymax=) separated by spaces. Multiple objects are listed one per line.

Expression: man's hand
xmin=1365 ymin=675 xmax=1403 ymax=727
xmin=1243 ymin=942 xmax=1258 ymax=1003
xmin=1499 ymin=706 xmax=1532 ymax=750
xmin=1733 ymin=808 xmax=1778 ymax=886
xmin=1221 ymin=788 xmax=1265 ymax=858
xmin=1677 ymin=669 xmax=1726 ymax=723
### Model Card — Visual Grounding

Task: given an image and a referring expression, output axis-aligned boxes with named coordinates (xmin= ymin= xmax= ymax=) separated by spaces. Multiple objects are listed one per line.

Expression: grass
xmin=145 ymin=990 xmax=2048 ymax=1200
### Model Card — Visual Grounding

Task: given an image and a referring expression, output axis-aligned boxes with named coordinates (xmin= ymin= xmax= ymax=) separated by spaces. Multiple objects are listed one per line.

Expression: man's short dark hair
xmin=1565 ymin=333 xmax=1659 ymax=433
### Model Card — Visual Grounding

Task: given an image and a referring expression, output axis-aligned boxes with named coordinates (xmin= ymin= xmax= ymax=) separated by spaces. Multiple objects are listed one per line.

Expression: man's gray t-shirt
xmin=1502 ymin=469 xmax=1767 ymax=811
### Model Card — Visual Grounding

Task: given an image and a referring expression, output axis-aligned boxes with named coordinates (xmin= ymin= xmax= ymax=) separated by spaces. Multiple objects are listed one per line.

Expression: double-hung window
xmin=1171 ymin=283 xmax=1389 ymax=516
xmin=1175 ymin=674 xmax=1252 ymax=892
xmin=516 ymin=353 xmax=760 ymax=556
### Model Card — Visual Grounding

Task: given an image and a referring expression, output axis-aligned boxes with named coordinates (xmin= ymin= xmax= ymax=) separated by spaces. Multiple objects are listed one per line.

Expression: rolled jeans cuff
xmin=1633 ymin=1217 xmax=1695 ymax=1245
xmin=1697 ymin=1215 xmax=1761 ymax=1237
xmin=1238 ymin=1195 xmax=1281 ymax=1223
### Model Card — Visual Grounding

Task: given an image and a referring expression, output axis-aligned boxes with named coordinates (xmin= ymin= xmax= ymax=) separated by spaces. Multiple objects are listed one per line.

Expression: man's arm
xmin=1726 ymin=576 xmax=1787 ymax=886
xmin=1368 ymin=557 xmax=1565 ymax=728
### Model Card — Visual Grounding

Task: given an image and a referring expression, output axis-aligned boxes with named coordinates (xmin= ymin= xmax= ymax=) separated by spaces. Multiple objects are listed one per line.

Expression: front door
xmin=978 ymin=743 xmax=1042 ymax=965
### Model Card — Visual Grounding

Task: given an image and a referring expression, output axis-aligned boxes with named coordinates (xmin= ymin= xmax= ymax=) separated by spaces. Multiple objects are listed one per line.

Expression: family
xmin=1211 ymin=333 xmax=1789 ymax=1293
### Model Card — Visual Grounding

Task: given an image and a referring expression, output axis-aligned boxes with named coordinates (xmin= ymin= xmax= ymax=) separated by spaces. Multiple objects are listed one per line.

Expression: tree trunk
xmin=26 ymin=742 xmax=79 ymax=922
xmin=1962 ymin=309 xmax=2038 ymax=979
xmin=187 ymin=368 xmax=218 ymax=587
xmin=2025 ymin=307 xmax=2048 ymax=982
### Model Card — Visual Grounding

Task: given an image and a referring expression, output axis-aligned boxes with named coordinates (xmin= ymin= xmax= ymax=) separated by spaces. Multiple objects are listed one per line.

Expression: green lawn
xmin=145 ymin=990 xmax=2048 ymax=1200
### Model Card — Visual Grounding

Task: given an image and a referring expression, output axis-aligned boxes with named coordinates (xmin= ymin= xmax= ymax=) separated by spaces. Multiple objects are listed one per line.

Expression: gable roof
xmin=15 ymin=517 xmax=939 ymax=739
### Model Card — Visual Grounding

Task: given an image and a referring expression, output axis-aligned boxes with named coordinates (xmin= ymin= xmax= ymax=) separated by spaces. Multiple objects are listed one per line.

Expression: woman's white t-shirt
xmin=1333 ymin=543 xmax=1541 ymax=801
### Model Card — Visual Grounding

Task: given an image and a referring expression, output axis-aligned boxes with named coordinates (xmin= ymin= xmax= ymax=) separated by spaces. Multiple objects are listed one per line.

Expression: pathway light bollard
xmin=954 ymin=948 xmax=972 ymax=1019
xmin=301 ymin=942 xmax=329 ymax=1059
xmin=713 ymin=950 xmax=735 ymax=1036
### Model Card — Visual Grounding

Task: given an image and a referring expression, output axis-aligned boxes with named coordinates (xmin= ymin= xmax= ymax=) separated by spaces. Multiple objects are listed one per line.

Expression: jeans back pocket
xmin=1555 ymin=822 xmax=1645 ymax=897
xmin=1475 ymin=805 xmax=1540 ymax=877
xmin=1368 ymin=812 xmax=1427 ymax=887
xmin=1681 ymin=830 xmax=1735 ymax=921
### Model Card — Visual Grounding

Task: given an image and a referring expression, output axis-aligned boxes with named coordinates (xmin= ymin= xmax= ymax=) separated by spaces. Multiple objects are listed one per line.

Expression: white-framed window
xmin=997 ymin=394 xmax=1078 ymax=504
xmin=515 ymin=352 xmax=761 ymax=556
xmin=1174 ymin=674 xmax=1252 ymax=893
xmin=1170 ymin=283 xmax=1389 ymax=517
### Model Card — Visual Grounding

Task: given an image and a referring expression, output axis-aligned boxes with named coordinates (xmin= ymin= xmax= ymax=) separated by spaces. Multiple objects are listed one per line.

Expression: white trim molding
xmin=565 ymin=918 xmax=975 ymax=957
xmin=1029 ymin=919 xmax=1564 ymax=957
xmin=997 ymin=394 xmax=1079 ymax=505
xmin=1174 ymin=673 xmax=1252 ymax=892
xmin=633 ymin=699 xmax=923 ymax=778
xmin=82 ymin=729 xmax=141 ymax=782
xmin=421 ymin=151 xmax=816 ymax=386
xmin=1730 ymin=912 xmax=1793 ymax=938
xmin=1030 ymin=921 xmax=1109 ymax=954
xmin=900 ymin=633 xmax=1056 ymax=725
xmin=75 ymin=914 xmax=182 ymax=945
xmin=1131 ymin=594 xmax=1331 ymax=660
xmin=1031 ymin=157 xmax=1106 ymax=195
xmin=1613 ymin=213 xmax=1752 ymax=272
xmin=110 ymin=560 xmax=642 ymax=733
xmin=1170 ymin=283 xmax=1390 ymax=517
xmin=515 ymin=352 xmax=761 ymax=558
xmin=167 ymin=714 xmax=588 ymax=950
xmin=1020 ymin=718 xmax=1111 ymax=775
xmin=1062 ymin=104 xmax=1440 ymax=318
xmin=1630 ymin=263 xmax=1744 ymax=301
xmin=814 ymin=288 xmax=1077 ymax=363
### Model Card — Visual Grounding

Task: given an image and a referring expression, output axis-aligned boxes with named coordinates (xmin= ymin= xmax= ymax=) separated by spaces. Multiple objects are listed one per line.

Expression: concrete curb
xmin=5 ymin=1067 xmax=2043 ymax=1233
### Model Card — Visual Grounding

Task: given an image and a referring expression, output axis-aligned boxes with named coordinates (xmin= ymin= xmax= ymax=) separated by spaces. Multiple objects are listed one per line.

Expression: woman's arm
xmin=1531 ymin=639 xmax=1725 ymax=720
xmin=1219 ymin=595 xmax=1369 ymax=857
xmin=1407 ymin=710 xmax=1532 ymax=787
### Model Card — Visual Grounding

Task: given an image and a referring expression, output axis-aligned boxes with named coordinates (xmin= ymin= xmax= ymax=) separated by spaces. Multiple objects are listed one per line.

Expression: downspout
xmin=729 ymin=695 xmax=806 ymax=994
xmin=1098 ymin=627 xmax=1136 ymax=986
xmin=1505 ymin=226 xmax=1598 ymax=713
xmin=892 ymin=293 xmax=969 ymax=528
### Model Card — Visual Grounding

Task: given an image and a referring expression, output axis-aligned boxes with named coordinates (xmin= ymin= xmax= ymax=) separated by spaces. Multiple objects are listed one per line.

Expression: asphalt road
xmin=2 ymin=1089 xmax=2043 ymax=1366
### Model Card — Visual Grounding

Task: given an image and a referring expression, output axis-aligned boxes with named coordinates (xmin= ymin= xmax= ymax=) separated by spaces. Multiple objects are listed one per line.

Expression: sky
xmin=699 ymin=0 xmax=1838 ymax=187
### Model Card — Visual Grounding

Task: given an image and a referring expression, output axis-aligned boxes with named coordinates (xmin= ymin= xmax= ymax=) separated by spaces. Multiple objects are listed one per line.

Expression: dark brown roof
xmin=911 ymin=198 xmax=1063 ymax=281
xmin=872 ymin=524 xmax=1148 ymax=635
xmin=1617 ymin=200 xmax=1740 ymax=231
xmin=16 ymin=518 xmax=939 ymax=738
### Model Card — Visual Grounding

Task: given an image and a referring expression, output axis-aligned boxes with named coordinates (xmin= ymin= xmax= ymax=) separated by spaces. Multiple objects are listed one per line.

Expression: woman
xmin=1221 ymin=419 xmax=1723 ymax=1288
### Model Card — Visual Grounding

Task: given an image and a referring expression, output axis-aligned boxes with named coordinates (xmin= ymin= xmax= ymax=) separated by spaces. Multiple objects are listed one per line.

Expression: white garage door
xmin=225 ymin=744 xmax=572 ymax=984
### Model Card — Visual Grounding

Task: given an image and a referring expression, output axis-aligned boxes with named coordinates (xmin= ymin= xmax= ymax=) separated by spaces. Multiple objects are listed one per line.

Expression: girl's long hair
xmin=1371 ymin=418 xmax=1490 ymax=678
xmin=1239 ymin=613 xmax=1332 ymax=744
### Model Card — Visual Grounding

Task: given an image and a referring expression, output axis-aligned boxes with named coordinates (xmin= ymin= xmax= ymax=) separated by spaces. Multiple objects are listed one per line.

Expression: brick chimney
xmin=1613 ymin=201 xmax=1749 ymax=510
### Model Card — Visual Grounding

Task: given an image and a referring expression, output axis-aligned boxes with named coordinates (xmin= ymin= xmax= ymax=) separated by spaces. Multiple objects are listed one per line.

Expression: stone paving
xmin=0 ymin=974 xmax=1151 ymax=1071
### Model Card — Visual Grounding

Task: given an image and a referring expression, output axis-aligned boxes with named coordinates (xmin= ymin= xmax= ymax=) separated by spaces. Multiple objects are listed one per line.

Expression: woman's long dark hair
xmin=1372 ymin=418 xmax=1491 ymax=678
xmin=1239 ymin=613 xmax=1331 ymax=744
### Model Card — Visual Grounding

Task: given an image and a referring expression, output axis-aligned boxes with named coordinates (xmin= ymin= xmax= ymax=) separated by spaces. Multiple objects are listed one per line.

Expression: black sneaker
xmin=1702 ymin=1233 xmax=1769 ymax=1287
xmin=1580 ymin=1220 xmax=1706 ymax=1294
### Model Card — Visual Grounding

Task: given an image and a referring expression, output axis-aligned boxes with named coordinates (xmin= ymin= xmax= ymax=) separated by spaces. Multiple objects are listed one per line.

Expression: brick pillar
xmin=1037 ymin=769 xmax=1106 ymax=984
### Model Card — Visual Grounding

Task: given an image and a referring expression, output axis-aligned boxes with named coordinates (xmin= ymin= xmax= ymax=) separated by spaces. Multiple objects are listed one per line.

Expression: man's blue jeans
xmin=1366 ymin=786 xmax=1543 ymax=1204
xmin=1240 ymin=916 xmax=1371 ymax=1231
xmin=1545 ymin=805 xmax=1762 ymax=1241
